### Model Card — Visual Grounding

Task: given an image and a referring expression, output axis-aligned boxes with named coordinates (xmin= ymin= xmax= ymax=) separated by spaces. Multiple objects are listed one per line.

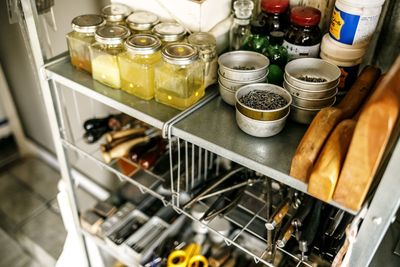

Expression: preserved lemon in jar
xmin=66 ymin=14 xmax=105 ymax=73
xmin=89 ymin=25 xmax=130 ymax=89
xmin=101 ymin=4 xmax=132 ymax=26
xmin=118 ymin=34 xmax=162 ymax=100
xmin=154 ymin=43 xmax=205 ymax=110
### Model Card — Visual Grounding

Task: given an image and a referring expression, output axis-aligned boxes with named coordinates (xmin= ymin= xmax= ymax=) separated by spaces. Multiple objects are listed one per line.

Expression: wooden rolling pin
xmin=333 ymin=57 xmax=400 ymax=211
xmin=290 ymin=66 xmax=381 ymax=182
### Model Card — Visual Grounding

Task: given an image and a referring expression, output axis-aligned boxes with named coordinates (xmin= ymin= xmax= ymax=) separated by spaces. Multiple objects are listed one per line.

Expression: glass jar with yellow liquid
xmin=154 ymin=43 xmax=205 ymax=110
xmin=101 ymin=4 xmax=132 ymax=26
xmin=89 ymin=25 xmax=130 ymax=89
xmin=152 ymin=22 xmax=187 ymax=45
xmin=66 ymin=14 xmax=105 ymax=73
xmin=188 ymin=32 xmax=218 ymax=88
xmin=118 ymin=34 xmax=162 ymax=100
xmin=126 ymin=11 xmax=160 ymax=34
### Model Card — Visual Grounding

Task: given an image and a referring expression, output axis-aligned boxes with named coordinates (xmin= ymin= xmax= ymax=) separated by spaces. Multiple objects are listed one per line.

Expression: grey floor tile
xmin=20 ymin=208 xmax=66 ymax=259
xmin=0 ymin=228 xmax=32 ymax=267
xmin=7 ymin=157 xmax=60 ymax=201
xmin=0 ymin=173 xmax=46 ymax=225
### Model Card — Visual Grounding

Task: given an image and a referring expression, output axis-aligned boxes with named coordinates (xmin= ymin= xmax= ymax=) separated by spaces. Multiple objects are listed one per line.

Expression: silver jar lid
xmin=188 ymin=32 xmax=216 ymax=48
xmin=152 ymin=22 xmax=186 ymax=42
xmin=125 ymin=34 xmax=161 ymax=54
xmin=126 ymin=11 xmax=160 ymax=31
xmin=95 ymin=25 xmax=130 ymax=45
xmin=101 ymin=4 xmax=132 ymax=22
xmin=162 ymin=43 xmax=198 ymax=65
xmin=72 ymin=14 xmax=106 ymax=33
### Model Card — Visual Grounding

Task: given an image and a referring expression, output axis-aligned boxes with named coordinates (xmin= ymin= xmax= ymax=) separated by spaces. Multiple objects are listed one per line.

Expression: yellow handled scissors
xmin=167 ymin=243 xmax=208 ymax=267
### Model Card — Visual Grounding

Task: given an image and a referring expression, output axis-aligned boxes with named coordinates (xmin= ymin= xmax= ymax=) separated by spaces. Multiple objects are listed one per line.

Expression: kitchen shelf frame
xmin=20 ymin=0 xmax=400 ymax=266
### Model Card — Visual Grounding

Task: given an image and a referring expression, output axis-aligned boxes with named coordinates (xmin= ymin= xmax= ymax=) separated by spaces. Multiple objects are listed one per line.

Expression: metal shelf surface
xmin=171 ymin=97 xmax=356 ymax=215
xmin=44 ymin=55 xmax=217 ymax=130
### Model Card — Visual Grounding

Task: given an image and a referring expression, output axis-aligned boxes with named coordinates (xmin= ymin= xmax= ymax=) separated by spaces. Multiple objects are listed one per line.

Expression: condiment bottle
xmin=283 ymin=6 xmax=322 ymax=60
xmin=118 ymin=34 xmax=162 ymax=100
xmin=266 ymin=31 xmax=288 ymax=85
xmin=101 ymin=4 xmax=132 ymax=26
xmin=229 ymin=0 xmax=254 ymax=51
xmin=152 ymin=22 xmax=187 ymax=46
xmin=188 ymin=32 xmax=218 ymax=88
xmin=126 ymin=11 xmax=160 ymax=34
xmin=154 ymin=43 xmax=205 ymax=110
xmin=251 ymin=0 xmax=289 ymax=36
xmin=66 ymin=14 xmax=106 ymax=73
xmin=89 ymin=25 xmax=130 ymax=89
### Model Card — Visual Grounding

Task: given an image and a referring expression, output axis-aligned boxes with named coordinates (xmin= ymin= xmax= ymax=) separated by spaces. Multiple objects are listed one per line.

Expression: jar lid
xmin=125 ymin=34 xmax=161 ymax=54
xmin=162 ymin=43 xmax=198 ymax=65
xmin=261 ymin=0 xmax=289 ymax=14
xmin=233 ymin=0 xmax=254 ymax=19
xmin=188 ymin=32 xmax=217 ymax=48
xmin=126 ymin=11 xmax=160 ymax=31
xmin=320 ymin=34 xmax=366 ymax=61
xmin=290 ymin=6 xmax=321 ymax=26
xmin=72 ymin=14 xmax=106 ymax=33
xmin=95 ymin=25 xmax=130 ymax=45
xmin=153 ymin=22 xmax=186 ymax=42
xmin=101 ymin=4 xmax=132 ymax=22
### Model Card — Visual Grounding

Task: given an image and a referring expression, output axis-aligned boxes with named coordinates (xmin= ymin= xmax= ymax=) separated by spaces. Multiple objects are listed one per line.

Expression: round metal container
xmin=95 ymin=25 xmax=130 ymax=45
xmin=218 ymin=81 xmax=236 ymax=106
xmin=292 ymin=95 xmax=336 ymax=109
xmin=72 ymin=14 xmax=106 ymax=34
xmin=284 ymin=58 xmax=341 ymax=90
xmin=236 ymin=107 xmax=289 ymax=137
xmin=235 ymin=83 xmax=292 ymax=121
xmin=290 ymin=105 xmax=321 ymax=124
xmin=218 ymin=70 xmax=268 ymax=90
xmin=218 ymin=51 xmax=269 ymax=81
xmin=101 ymin=4 xmax=131 ymax=22
xmin=161 ymin=43 xmax=198 ymax=65
xmin=283 ymin=79 xmax=338 ymax=99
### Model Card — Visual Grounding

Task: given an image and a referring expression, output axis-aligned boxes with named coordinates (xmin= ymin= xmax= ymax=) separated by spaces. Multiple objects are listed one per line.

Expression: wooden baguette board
xmin=290 ymin=66 xmax=381 ymax=182
xmin=333 ymin=57 xmax=400 ymax=211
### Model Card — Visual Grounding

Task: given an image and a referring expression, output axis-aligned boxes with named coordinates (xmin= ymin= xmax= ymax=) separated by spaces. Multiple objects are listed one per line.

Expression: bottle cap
xmin=95 ymin=25 xmax=130 ymax=45
xmin=290 ymin=6 xmax=321 ymax=27
xmin=153 ymin=22 xmax=186 ymax=42
xmin=162 ymin=43 xmax=198 ymax=65
xmin=125 ymin=34 xmax=161 ymax=54
xmin=261 ymin=0 xmax=289 ymax=14
xmin=233 ymin=0 xmax=254 ymax=19
xmin=126 ymin=11 xmax=160 ymax=31
xmin=101 ymin=4 xmax=131 ymax=22
xmin=72 ymin=14 xmax=106 ymax=33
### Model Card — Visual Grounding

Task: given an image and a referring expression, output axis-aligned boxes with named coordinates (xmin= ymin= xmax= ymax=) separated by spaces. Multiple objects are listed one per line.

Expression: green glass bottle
xmin=242 ymin=33 xmax=269 ymax=54
xmin=266 ymin=31 xmax=288 ymax=69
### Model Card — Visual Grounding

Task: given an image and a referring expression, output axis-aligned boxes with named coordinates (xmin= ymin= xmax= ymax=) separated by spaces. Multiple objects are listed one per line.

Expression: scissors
xmin=167 ymin=243 xmax=208 ymax=267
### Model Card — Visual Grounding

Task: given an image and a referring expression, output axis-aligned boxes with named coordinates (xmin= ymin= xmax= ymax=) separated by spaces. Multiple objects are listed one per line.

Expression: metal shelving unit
xmin=20 ymin=0 xmax=400 ymax=265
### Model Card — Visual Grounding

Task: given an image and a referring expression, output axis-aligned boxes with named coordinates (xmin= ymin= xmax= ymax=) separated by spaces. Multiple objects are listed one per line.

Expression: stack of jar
xmin=66 ymin=3 xmax=218 ymax=111
xmin=322 ymin=0 xmax=385 ymax=96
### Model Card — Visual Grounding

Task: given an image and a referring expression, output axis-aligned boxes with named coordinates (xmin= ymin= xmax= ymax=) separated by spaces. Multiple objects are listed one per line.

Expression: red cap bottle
xmin=290 ymin=6 xmax=321 ymax=27
xmin=261 ymin=0 xmax=290 ymax=14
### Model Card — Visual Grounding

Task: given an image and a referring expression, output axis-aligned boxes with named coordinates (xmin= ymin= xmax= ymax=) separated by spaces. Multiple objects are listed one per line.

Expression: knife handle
xmin=266 ymin=198 xmax=290 ymax=230
xmin=83 ymin=116 xmax=111 ymax=131
xmin=84 ymin=126 xmax=109 ymax=143
xmin=101 ymin=136 xmax=149 ymax=163
xmin=277 ymin=222 xmax=295 ymax=248
xmin=106 ymin=128 xmax=147 ymax=143
xmin=299 ymin=201 xmax=323 ymax=252
xmin=291 ymin=196 xmax=314 ymax=228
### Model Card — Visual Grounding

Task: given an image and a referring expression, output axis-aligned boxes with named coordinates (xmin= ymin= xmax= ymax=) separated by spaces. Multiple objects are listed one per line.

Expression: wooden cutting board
xmin=333 ymin=56 xmax=400 ymax=211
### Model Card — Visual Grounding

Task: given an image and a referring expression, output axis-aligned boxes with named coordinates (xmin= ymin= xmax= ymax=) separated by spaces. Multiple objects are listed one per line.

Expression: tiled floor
xmin=0 ymin=157 xmax=66 ymax=267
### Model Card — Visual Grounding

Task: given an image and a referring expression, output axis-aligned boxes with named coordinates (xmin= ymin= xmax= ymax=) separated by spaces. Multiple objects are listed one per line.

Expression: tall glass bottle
xmin=266 ymin=31 xmax=288 ymax=69
xmin=229 ymin=0 xmax=254 ymax=51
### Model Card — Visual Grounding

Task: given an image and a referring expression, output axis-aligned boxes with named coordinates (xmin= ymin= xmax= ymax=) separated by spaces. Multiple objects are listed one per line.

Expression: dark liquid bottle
xmin=251 ymin=0 xmax=289 ymax=36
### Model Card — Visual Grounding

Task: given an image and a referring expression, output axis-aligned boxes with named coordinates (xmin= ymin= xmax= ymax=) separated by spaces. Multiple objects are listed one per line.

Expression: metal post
xmin=19 ymin=0 xmax=90 ymax=266
xmin=348 ymin=136 xmax=400 ymax=267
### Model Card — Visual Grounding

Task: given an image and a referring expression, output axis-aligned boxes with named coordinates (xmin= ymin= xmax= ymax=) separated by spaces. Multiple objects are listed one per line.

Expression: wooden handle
xmin=290 ymin=66 xmax=381 ymax=182
xmin=333 ymin=57 xmax=400 ymax=211
xmin=105 ymin=128 xmax=146 ymax=143
xmin=307 ymin=119 xmax=356 ymax=202
xmin=102 ymin=136 xmax=149 ymax=163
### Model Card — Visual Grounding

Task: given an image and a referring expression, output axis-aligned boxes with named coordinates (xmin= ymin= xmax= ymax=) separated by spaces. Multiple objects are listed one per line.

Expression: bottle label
xmin=282 ymin=41 xmax=320 ymax=60
xmin=329 ymin=6 xmax=380 ymax=46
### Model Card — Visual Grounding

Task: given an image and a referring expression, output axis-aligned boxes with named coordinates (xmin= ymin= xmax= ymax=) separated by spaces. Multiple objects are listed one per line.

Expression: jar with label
xmin=152 ymin=22 xmax=186 ymax=45
xmin=118 ymin=34 xmax=162 ymax=100
xmin=126 ymin=11 xmax=160 ymax=34
xmin=66 ymin=14 xmax=106 ymax=73
xmin=89 ymin=25 xmax=130 ymax=89
xmin=101 ymin=4 xmax=132 ymax=26
xmin=154 ymin=43 xmax=205 ymax=110
xmin=230 ymin=0 xmax=254 ymax=51
xmin=251 ymin=0 xmax=289 ymax=36
xmin=320 ymin=34 xmax=365 ymax=96
xmin=283 ymin=7 xmax=322 ymax=60
xmin=188 ymin=32 xmax=218 ymax=88
xmin=329 ymin=0 xmax=384 ymax=47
